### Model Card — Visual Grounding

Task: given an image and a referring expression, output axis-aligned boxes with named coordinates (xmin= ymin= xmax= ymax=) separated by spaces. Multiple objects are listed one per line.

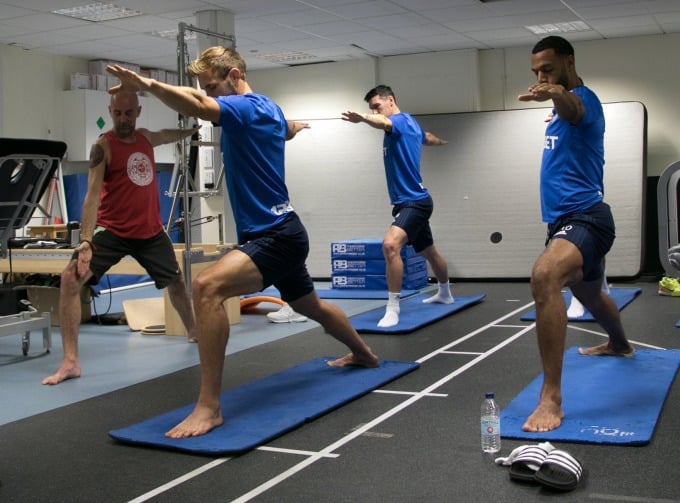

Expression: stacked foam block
xmin=330 ymin=238 xmax=428 ymax=290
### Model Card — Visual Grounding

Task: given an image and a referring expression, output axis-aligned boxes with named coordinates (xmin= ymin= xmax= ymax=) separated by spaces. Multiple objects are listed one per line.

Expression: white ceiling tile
xmin=0 ymin=0 xmax=680 ymax=69
xmin=326 ymin=1 xmax=409 ymax=20
xmin=597 ymin=25 xmax=664 ymax=37
xmin=303 ymin=20 xmax=373 ymax=37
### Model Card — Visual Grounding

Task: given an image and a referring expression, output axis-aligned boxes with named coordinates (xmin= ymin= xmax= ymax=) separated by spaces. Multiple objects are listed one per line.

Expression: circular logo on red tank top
xmin=127 ymin=152 xmax=153 ymax=186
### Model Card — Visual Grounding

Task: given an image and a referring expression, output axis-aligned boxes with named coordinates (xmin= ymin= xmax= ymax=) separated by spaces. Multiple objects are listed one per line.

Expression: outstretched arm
xmin=424 ymin=131 xmax=448 ymax=146
xmin=341 ymin=111 xmax=392 ymax=132
xmin=107 ymin=65 xmax=221 ymax=123
xmin=140 ymin=125 xmax=201 ymax=148
xmin=518 ymin=84 xmax=584 ymax=124
xmin=286 ymin=121 xmax=310 ymax=140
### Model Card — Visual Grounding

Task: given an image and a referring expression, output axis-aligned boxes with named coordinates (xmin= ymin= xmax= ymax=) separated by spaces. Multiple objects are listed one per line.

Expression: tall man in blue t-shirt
xmin=107 ymin=47 xmax=379 ymax=438
xmin=518 ymin=36 xmax=634 ymax=432
xmin=342 ymin=86 xmax=453 ymax=328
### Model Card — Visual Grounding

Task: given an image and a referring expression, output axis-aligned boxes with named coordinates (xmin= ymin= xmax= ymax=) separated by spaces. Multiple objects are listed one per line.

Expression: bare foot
xmin=522 ymin=401 xmax=564 ymax=432
xmin=165 ymin=405 xmax=223 ymax=438
xmin=42 ymin=363 xmax=81 ymax=385
xmin=328 ymin=351 xmax=379 ymax=368
xmin=579 ymin=342 xmax=635 ymax=357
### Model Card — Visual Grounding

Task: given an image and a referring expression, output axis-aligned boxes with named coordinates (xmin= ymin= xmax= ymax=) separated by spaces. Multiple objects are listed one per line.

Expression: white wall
xmin=0 ymin=44 xmax=86 ymax=141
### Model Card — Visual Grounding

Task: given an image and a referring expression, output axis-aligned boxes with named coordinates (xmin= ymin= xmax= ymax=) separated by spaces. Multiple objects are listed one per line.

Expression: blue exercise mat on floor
xmin=350 ymin=293 xmax=486 ymax=334
xmin=520 ymin=287 xmax=642 ymax=321
xmin=501 ymin=347 xmax=680 ymax=445
xmin=316 ymin=288 xmax=420 ymax=299
xmin=109 ymin=357 xmax=419 ymax=455
xmin=244 ymin=288 xmax=420 ymax=300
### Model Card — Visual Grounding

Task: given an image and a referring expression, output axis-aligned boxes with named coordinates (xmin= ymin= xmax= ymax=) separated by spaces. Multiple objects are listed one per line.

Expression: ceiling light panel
xmin=53 ymin=2 xmax=144 ymax=22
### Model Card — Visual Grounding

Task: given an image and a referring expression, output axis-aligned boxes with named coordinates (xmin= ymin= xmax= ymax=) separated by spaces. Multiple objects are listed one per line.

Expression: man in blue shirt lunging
xmin=342 ymin=86 xmax=453 ymax=328
xmin=108 ymin=46 xmax=379 ymax=439
xmin=518 ymin=36 xmax=634 ymax=433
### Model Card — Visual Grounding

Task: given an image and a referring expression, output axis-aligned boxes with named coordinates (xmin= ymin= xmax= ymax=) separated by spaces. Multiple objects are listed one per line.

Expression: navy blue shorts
xmin=239 ymin=213 xmax=314 ymax=303
xmin=84 ymin=228 xmax=180 ymax=289
xmin=391 ymin=195 xmax=435 ymax=253
xmin=546 ymin=202 xmax=616 ymax=281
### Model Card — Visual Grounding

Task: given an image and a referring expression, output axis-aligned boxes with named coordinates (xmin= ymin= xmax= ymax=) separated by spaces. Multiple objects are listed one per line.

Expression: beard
xmin=114 ymin=123 xmax=134 ymax=137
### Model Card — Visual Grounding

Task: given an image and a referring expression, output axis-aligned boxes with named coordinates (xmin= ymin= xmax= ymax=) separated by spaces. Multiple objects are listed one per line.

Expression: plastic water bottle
xmin=481 ymin=392 xmax=501 ymax=453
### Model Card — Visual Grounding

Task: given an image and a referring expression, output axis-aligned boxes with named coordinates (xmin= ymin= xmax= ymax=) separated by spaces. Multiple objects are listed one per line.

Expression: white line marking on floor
xmin=567 ymin=325 xmax=665 ymax=350
xmin=439 ymin=350 xmax=483 ymax=355
xmin=257 ymin=446 xmax=339 ymax=458
xmin=588 ymin=493 xmax=680 ymax=502
xmin=416 ymin=301 xmax=535 ymax=364
xmin=372 ymin=389 xmax=447 ymax=397
xmin=127 ymin=457 xmax=231 ymax=503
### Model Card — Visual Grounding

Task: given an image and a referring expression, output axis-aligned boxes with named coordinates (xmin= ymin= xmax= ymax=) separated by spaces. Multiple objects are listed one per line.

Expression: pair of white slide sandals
xmin=495 ymin=441 xmax=583 ymax=492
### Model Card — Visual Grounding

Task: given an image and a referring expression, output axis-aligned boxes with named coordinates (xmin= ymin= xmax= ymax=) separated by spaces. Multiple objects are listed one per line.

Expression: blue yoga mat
xmin=350 ymin=293 xmax=486 ymax=334
xmin=109 ymin=357 xmax=419 ymax=455
xmin=244 ymin=288 xmax=420 ymax=300
xmin=316 ymin=288 xmax=420 ymax=299
xmin=520 ymin=287 xmax=641 ymax=321
xmin=501 ymin=347 xmax=680 ymax=445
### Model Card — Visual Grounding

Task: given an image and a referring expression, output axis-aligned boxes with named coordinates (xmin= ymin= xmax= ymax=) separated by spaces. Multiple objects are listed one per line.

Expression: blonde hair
xmin=187 ymin=46 xmax=247 ymax=80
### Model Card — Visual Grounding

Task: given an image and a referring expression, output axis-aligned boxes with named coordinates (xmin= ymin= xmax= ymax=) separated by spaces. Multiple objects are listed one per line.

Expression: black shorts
xmin=82 ymin=228 xmax=181 ymax=289
xmin=239 ymin=213 xmax=314 ymax=303
xmin=546 ymin=202 xmax=616 ymax=281
xmin=391 ymin=195 xmax=435 ymax=253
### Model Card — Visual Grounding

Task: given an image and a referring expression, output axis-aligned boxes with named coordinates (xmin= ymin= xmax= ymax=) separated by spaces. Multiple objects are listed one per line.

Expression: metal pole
xmin=175 ymin=21 xmax=235 ymax=293
xmin=178 ymin=22 xmax=193 ymax=293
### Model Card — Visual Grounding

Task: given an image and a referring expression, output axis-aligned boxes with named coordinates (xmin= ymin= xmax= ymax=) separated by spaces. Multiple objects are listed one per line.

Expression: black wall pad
xmin=657 ymin=160 xmax=680 ymax=277
xmin=0 ymin=138 xmax=67 ymax=258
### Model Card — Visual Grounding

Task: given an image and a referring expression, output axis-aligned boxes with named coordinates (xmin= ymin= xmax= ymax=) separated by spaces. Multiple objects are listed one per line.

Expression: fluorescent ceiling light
xmin=150 ymin=29 xmax=196 ymax=41
xmin=53 ymin=2 xmax=144 ymax=22
xmin=255 ymin=51 xmax=318 ymax=63
xmin=525 ymin=21 xmax=590 ymax=35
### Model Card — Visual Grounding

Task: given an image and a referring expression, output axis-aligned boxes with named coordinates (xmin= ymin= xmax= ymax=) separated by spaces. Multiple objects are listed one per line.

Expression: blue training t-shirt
xmin=216 ymin=93 xmax=294 ymax=243
xmin=383 ymin=113 xmax=429 ymax=205
xmin=540 ymin=85 xmax=605 ymax=224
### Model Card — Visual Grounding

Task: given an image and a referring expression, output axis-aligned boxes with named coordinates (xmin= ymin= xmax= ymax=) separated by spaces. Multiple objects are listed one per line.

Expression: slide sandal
xmin=535 ymin=449 xmax=583 ymax=491
xmin=508 ymin=442 xmax=555 ymax=482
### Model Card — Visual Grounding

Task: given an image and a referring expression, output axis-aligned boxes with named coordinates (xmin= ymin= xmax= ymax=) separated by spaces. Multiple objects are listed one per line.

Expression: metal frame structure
xmin=657 ymin=160 xmax=680 ymax=276
xmin=170 ymin=22 xmax=235 ymax=292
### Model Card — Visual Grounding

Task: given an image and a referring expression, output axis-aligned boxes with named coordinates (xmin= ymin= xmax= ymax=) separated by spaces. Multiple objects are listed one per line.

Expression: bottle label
xmin=481 ymin=416 xmax=500 ymax=436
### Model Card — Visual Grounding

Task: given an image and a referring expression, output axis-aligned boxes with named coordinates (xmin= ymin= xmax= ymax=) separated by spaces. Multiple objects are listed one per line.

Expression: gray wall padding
xmin=285 ymin=102 xmax=646 ymax=279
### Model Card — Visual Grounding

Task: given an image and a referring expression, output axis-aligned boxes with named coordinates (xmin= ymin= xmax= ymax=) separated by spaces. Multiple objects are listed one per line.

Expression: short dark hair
xmin=364 ymin=85 xmax=395 ymax=103
xmin=532 ymin=35 xmax=574 ymax=56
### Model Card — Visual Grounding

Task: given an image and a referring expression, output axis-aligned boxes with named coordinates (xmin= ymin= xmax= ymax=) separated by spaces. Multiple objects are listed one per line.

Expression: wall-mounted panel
xmin=284 ymin=102 xmax=646 ymax=279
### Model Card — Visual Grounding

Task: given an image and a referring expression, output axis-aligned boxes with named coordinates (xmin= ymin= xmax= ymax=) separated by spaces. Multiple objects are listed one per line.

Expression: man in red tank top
xmin=43 ymin=92 xmax=199 ymax=385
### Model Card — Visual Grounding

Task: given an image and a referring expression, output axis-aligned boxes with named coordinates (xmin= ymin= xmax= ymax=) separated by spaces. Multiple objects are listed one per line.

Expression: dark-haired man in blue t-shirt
xmin=518 ymin=36 xmax=634 ymax=433
xmin=342 ymin=85 xmax=453 ymax=328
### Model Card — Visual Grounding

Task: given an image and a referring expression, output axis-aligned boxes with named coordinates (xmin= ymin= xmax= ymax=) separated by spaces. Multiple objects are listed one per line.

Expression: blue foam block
xmin=350 ymin=293 xmax=486 ymax=334
xmin=520 ymin=287 xmax=642 ymax=321
xmin=109 ymin=358 xmax=419 ymax=455
xmin=501 ymin=347 xmax=680 ymax=445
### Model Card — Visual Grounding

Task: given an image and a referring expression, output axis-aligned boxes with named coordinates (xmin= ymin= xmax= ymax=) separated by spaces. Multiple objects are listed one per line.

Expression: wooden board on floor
xmin=122 ymin=297 xmax=164 ymax=331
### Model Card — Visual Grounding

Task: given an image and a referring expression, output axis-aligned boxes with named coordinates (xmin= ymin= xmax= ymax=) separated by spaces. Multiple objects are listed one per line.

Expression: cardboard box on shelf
xmin=70 ymin=73 xmax=91 ymax=90
xmin=25 ymin=286 xmax=91 ymax=326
